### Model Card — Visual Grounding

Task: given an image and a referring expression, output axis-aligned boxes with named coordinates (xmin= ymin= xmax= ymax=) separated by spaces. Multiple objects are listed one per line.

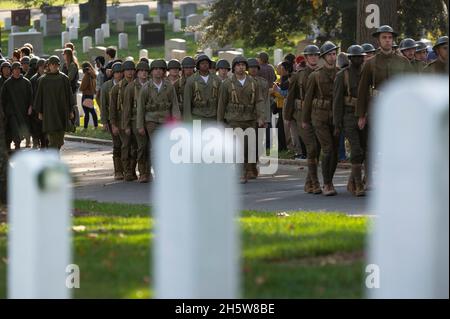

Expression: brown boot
xmin=347 ymin=169 xmax=356 ymax=195
xmin=113 ymin=157 xmax=124 ymax=180
xmin=246 ymin=164 xmax=257 ymax=180
xmin=352 ymin=164 xmax=366 ymax=197
xmin=138 ymin=175 xmax=150 ymax=183
xmin=308 ymin=159 xmax=322 ymax=194
xmin=304 ymin=172 xmax=313 ymax=194
xmin=323 ymin=184 xmax=337 ymax=196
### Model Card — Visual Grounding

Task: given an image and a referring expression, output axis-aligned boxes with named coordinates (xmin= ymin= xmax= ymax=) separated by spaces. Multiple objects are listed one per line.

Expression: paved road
xmin=62 ymin=141 xmax=371 ymax=215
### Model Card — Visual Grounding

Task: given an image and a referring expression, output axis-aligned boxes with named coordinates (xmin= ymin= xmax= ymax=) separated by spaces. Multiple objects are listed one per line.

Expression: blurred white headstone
xmin=101 ymin=23 xmax=110 ymax=38
xmin=61 ymin=31 xmax=70 ymax=49
xmin=82 ymin=36 xmax=92 ymax=53
xmin=274 ymin=49 xmax=283 ymax=66
xmin=173 ymin=19 xmax=181 ymax=32
xmin=118 ymin=33 xmax=128 ymax=50
xmin=73 ymin=13 xmax=79 ymax=28
xmin=69 ymin=26 xmax=78 ymax=40
xmin=8 ymin=151 xmax=72 ymax=298
xmin=95 ymin=28 xmax=104 ymax=45
xmin=153 ymin=123 xmax=240 ymax=298
xmin=136 ymin=13 xmax=144 ymax=26
xmin=4 ymin=17 xmax=12 ymax=30
xmin=367 ymin=76 xmax=449 ymax=299
xmin=139 ymin=49 xmax=148 ymax=60
xmin=167 ymin=12 xmax=174 ymax=25
xmin=204 ymin=47 xmax=213 ymax=59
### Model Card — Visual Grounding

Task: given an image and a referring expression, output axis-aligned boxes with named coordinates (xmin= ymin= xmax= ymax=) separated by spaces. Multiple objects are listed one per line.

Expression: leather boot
xmin=247 ymin=163 xmax=258 ymax=180
xmin=353 ymin=164 xmax=366 ymax=197
xmin=113 ymin=157 xmax=124 ymax=180
xmin=323 ymin=183 xmax=337 ymax=196
xmin=308 ymin=159 xmax=322 ymax=194
xmin=304 ymin=171 xmax=313 ymax=194
xmin=347 ymin=168 xmax=356 ymax=195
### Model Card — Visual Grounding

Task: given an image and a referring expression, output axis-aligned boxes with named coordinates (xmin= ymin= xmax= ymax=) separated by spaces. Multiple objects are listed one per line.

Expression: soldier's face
xmin=217 ymin=68 xmax=229 ymax=78
xmin=378 ymin=33 xmax=394 ymax=51
xmin=22 ymin=64 xmax=29 ymax=71
xmin=152 ymin=68 xmax=164 ymax=79
xmin=12 ymin=68 xmax=21 ymax=78
xmin=305 ymin=54 xmax=319 ymax=66
xmin=437 ymin=46 xmax=448 ymax=60
xmin=415 ymin=50 xmax=427 ymax=62
xmin=124 ymin=69 xmax=135 ymax=79
xmin=49 ymin=63 xmax=59 ymax=73
xmin=350 ymin=56 xmax=364 ymax=67
xmin=1 ymin=67 xmax=11 ymax=77
xmin=323 ymin=51 xmax=337 ymax=66
xmin=248 ymin=66 xmax=258 ymax=77
xmin=183 ymin=67 xmax=195 ymax=77
xmin=198 ymin=61 xmax=210 ymax=73
xmin=113 ymin=72 xmax=123 ymax=81
xmin=168 ymin=69 xmax=180 ymax=77
xmin=138 ymin=70 xmax=148 ymax=81
xmin=402 ymin=48 xmax=416 ymax=61
xmin=234 ymin=62 xmax=247 ymax=75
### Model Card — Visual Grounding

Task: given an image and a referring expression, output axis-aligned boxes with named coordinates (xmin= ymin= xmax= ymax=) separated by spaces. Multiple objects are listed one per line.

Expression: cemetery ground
xmin=0 ymin=200 xmax=369 ymax=298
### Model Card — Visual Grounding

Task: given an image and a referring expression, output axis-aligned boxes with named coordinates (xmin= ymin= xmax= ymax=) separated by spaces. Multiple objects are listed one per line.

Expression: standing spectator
xmin=11 ymin=50 xmax=21 ymax=62
xmin=257 ymin=52 xmax=276 ymax=87
xmin=62 ymin=48 xmax=80 ymax=126
xmin=104 ymin=47 xmax=118 ymax=80
xmin=95 ymin=56 xmax=106 ymax=106
xmin=80 ymin=62 xmax=98 ymax=130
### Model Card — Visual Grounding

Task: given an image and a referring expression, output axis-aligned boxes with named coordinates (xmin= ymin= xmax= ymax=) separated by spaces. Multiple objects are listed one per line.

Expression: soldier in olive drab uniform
xmin=217 ymin=56 xmax=266 ymax=184
xmin=362 ymin=43 xmax=377 ymax=62
xmin=333 ymin=45 xmax=367 ymax=197
xmin=0 ymin=62 xmax=12 ymax=91
xmin=167 ymin=59 xmax=181 ymax=84
xmin=302 ymin=42 xmax=340 ymax=196
xmin=122 ymin=61 xmax=150 ymax=183
xmin=424 ymin=36 xmax=448 ymax=74
xmin=399 ymin=38 xmax=424 ymax=73
xmin=137 ymin=59 xmax=181 ymax=179
xmin=110 ymin=60 xmax=137 ymax=181
xmin=183 ymin=54 xmax=221 ymax=122
xmin=216 ymin=59 xmax=231 ymax=82
xmin=286 ymin=45 xmax=322 ymax=194
xmin=414 ymin=41 xmax=428 ymax=64
xmin=100 ymin=62 xmax=124 ymax=180
xmin=357 ymin=25 xmax=411 ymax=189
xmin=174 ymin=56 xmax=196 ymax=114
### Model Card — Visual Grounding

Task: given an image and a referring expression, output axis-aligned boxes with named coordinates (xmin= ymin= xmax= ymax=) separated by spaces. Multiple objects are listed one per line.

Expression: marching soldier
xmin=399 ymin=38 xmax=424 ymax=72
xmin=414 ymin=40 xmax=428 ymax=64
xmin=302 ymin=42 xmax=340 ymax=196
xmin=167 ymin=59 xmax=181 ymax=84
xmin=285 ymin=45 xmax=322 ymax=194
xmin=361 ymin=43 xmax=377 ymax=62
xmin=0 ymin=61 xmax=12 ymax=91
xmin=217 ymin=56 xmax=265 ymax=184
xmin=216 ymin=59 xmax=231 ymax=82
xmin=33 ymin=56 xmax=76 ymax=151
xmin=174 ymin=56 xmax=196 ymax=114
xmin=100 ymin=62 xmax=124 ymax=180
xmin=424 ymin=36 xmax=448 ymax=74
xmin=110 ymin=60 xmax=137 ymax=181
xmin=29 ymin=58 xmax=48 ymax=149
xmin=333 ymin=45 xmax=367 ymax=197
xmin=357 ymin=25 xmax=411 ymax=189
xmin=122 ymin=61 xmax=151 ymax=183
xmin=137 ymin=59 xmax=181 ymax=178
xmin=183 ymin=54 xmax=221 ymax=122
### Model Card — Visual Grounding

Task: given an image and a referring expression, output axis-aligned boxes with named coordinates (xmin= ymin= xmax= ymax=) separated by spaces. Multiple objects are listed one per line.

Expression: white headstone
xmin=101 ymin=23 xmax=110 ymax=38
xmin=204 ymin=47 xmax=213 ymax=59
xmin=73 ymin=13 xmax=80 ymax=28
xmin=82 ymin=36 xmax=92 ymax=53
xmin=218 ymin=51 xmax=243 ymax=65
xmin=69 ymin=26 xmax=78 ymax=40
xmin=153 ymin=16 xmax=161 ymax=23
xmin=274 ymin=48 xmax=283 ymax=66
xmin=95 ymin=28 xmax=104 ymax=45
xmin=368 ymin=76 xmax=449 ymax=299
xmin=118 ymin=33 xmax=128 ymax=50
xmin=61 ymin=31 xmax=70 ymax=49
xmin=116 ymin=19 xmax=125 ymax=33
xmin=153 ymin=123 xmax=239 ymax=298
xmin=171 ymin=49 xmax=186 ymax=61
xmin=8 ymin=151 xmax=72 ymax=298
xmin=173 ymin=19 xmax=181 ymax=32
xmin=186 ymin=14 xmax=204 ymax=28
xmin=165 ymin=38 xmax=187 ymax=61
xmin=167 ymin=12 xmax=175 ymax=25
xmin=136 ymin=13 xmax=144 ymax=26
xmin=4 ymin=17 xmax=12 ymax=31
xmin=11 ymin=25 xmax=20 ymax=33
xmin=139 ymin=49 xmax=149 ymax=60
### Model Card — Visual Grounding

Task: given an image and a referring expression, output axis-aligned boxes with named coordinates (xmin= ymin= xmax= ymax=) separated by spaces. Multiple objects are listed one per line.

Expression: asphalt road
xmin=61 ymin=141 xmax=371 ymax=215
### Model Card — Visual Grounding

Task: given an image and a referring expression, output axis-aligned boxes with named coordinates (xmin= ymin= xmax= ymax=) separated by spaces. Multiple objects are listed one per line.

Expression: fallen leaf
xmin=276 ymin=212 xmax=290 ymax=217
xmin=72 ymin=225 xmax=87 ymax=232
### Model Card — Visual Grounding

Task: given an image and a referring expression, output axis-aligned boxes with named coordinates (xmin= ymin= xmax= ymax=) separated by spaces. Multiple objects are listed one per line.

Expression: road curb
xmin=65 ymin=135 xmax=351 ymax=169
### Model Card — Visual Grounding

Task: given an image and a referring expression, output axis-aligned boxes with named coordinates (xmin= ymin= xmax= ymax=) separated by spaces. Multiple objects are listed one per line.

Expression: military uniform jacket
xmin=410 ymin=59 xmax=427 ymax=73
xmin=424 ymin=58 xmax=448 ymax=74
xmin=302 ymin=66 xmax=339 ymax=124
xmin=253 ymin=76 xmax=270 ymax=123
xmin=333 ymin=65 xmax=362 ymax=130
xmin=100 ymin=79 xmax=115 ymax=125
xmin=136 ymin=79 xmax=181 ymax=129
xmin=110 ymin=78 xmax=133 ymax=130
xmin=123 ymin=79 xmax=147 ymax=129
xmin=285 ymin=66 xmax=315 ymax=121
xmin=183 ymin=72 xmax=221 ymax=121
xmin=356 ymin=51 xmax=411 ymax=117
xmin=174 ymin=75 xmax=191 ymax=113
xmin=217 ymin=75 xmax=265 ymax=123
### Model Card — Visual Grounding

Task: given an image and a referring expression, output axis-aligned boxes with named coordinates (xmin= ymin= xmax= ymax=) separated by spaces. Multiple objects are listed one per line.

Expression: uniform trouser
xmin=228 ymin=120 xmax=257 ymax=176
xmin=312 ymin=111 xmax=339 ymax=185
xmin=342 ymin=108 xmax=368 ymax=165
xmin=145 ymin=121 xmax=162 ymax=176
xmin=47 ymin=131 xmax=65 ymax=150
xmin=119 ymin=129 xmax=137 ymax=177
xmin=293 ymin=108 xmax=320 ymax=161
xmin=131 ymin=118 xmax=149 ymax=176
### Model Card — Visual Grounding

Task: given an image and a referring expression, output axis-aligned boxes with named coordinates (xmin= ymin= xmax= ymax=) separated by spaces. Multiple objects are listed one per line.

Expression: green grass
xmin=0 ymin=200 xmax=369 ymax=298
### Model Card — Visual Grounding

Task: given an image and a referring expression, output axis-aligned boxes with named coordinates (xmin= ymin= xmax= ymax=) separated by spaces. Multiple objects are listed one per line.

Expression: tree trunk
xmin=341 ymin=1 xmax=357 ymax=51
xmin=86 ymin=0 xmax=107 ymax=33
xmin=357 ymin=0 xmax=399 ymax=45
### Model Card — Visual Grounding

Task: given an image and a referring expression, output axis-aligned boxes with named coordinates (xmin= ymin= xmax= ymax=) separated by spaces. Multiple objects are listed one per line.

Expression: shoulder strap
xmin=315 ymin=71 xmax=323 ymax=99
xmin=251 ymin=80 xmax=255 ymax=105
xmin=344 ymin=69 xmax=351 ymax=97
xmin=231 ymin=81 xmax=239 ymax=104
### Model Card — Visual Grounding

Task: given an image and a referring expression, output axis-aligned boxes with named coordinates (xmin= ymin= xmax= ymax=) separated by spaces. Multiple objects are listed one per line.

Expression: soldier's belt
xmin=344 ymin=96 xmax=358 ymax=108
xmin=295 ymin=99 xmax=304 ymax=111
xmin=228 ymin=104 xmax=254 ymax=113
xmin=370 ymin=89 xmax=383 ymax=98
xmin=312 ymin=98 xmax=332 ymax=110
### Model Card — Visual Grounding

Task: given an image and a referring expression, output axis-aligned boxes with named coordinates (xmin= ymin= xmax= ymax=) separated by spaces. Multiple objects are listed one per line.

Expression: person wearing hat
xmin=174 ymin=56 xmax=196 ymax=112
xmin=20 ymin=56 xmax=31 ymax=76
xmin=137 ymin=59 xmax=180 ymax=179
xmin=100 ymin=62 xmax=124 ymax=180
xmin=33 ymin=55 xmax=76 ymax=151
xmin=110 ymin=60 xmax=137 ymax=181
xmin=183 ymin=54 xmax=221 ymax=123
xmin=0 ymin=61 xmax=12 ymax=91
xmin=333 ymin=45 xmax=368 ymax=197
xmin=122 ymin=61 xmax=151 ymax=183
xmin=285 ymin=45 xmax=322 ymax=194
xmin=62 ymin=48 xmax=80 ymax=127
xmin=1 ymin=61 xmax=33 ymax=151
xmin=424 ymin=36 xmax=448 ymax=74
xmin=302 ymin=41 xmax=340 ymax=196
xmin=361 ymin=43 xmax=377 ymax=62
xmin=414 ymin=40 xmax=428 ymax=64
xmin=356 ymin=25 xmax=410 ymax=190
xmin=25 ymin=56 xmax=38 ymax=80
xmin=399 ymin=38 xmax=423 ymax=72
xmin=216 ymin=59 xmax=231 ymax=82
xmin=257 ymin=52 xmax=277 ymax=87
xmin=29 ymin=58 xmax=48 ymax=149
xmin=167 ymin=59 xmax=181 ymax=84
xmin=217 ymin=56 xmax=266 ymax=184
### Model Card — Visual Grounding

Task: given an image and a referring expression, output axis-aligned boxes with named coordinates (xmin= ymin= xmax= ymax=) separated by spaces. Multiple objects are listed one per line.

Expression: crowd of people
xmin=0 ymin=26 xmax=447 ymax=195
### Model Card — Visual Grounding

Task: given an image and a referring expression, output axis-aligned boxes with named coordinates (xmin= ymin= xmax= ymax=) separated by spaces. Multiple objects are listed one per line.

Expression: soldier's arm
xmin=217 ymin=81 xmax=228 ymax=122
xmin=254 ymin=80 xmax=265 ymax=125
xmin=332 ymin=71 xmax=345 ymax=130
xmin=182 ymin=78 xmax=193 ymax=122
xmin=109 ymin=84 xmax=119 ymax=127
xmin=302 ymin=73 xmax=316 ymax=124
xmin=32 ymin=79 xmax=43 ymax=114
xmin=136 ymin=85 xmax=147 ymax=130
xmin=356 ymin=62 xmax=372 ymax=118
xmin=170 ymin=86 xmax=181 ymax=120
xmin=100 ymin=82 xmax=109 ymax=125
xmin=122 ymin=84 xmax=134 ymax=130
xmin=284 ymin=73 xmax=298 ymax=121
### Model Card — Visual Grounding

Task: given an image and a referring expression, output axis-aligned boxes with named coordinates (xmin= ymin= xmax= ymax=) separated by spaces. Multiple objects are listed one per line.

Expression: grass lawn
xmin=0 ymin=200 xmax=370 ymax=298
